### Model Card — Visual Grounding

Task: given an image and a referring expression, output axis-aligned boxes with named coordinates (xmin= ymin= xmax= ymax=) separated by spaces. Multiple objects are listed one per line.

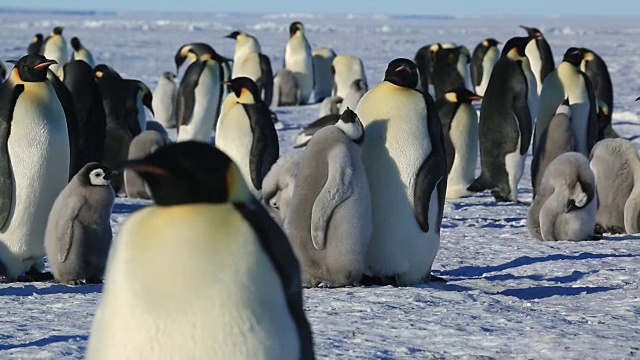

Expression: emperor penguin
xmin=430 ymin=44 xmax=472 ymax=99
xmin=284 ymin=21 xmax=314 ymax=105
xmin=44 ymin=163 xmax=115 ymax=285
xmin=468 ymin=37 xmax=538 ymax=202
xmin=175 ymin=45 xmax=227 ymax=142
xmin=43 ymin=26 xmax=68 ymax=75
xmin=284 ymin=108 xmax=371 ymax=287
xmin=46 ymin=68 xmax=80 ymax=179
xmin=311 ymin=47 xmax=336 ymax=103
xmin=338 ymin=78 xmax=367 ymax=113
xmin=273 ymin=68 xmax=300 ymax=106
xmin=527 ymin=152 xmax=597 ymax=241
xmin=0 ymin=55 xmax=70 ymax=281
xmin=589 ymin=138 xmax=640 ymax=235
xmin=331 ymin=55 xmax=367 ymax=100
xmin=355 ymin=58 xmax=447 ymax=286
xmin=152 ymin=72 xmax=177 ymax=129
xmin=215 ymin=77 xmax=279 ymax=199
xmin=261 ymin=153 xmax=301 ymax=225
xmin=86 ymin=142 xmax=315 ymax=360
xmin=471 ymin=38 xmax=500 ymax=97
xmin=70 ymin=37 xmax=95 ymax=68
xmin=435 ymin=88 xmax=481 ymax=199
xmin=521 ymin=25 xmax=554 ymax=96
xmin=124 ymin=130 xmax=171 ymax=200
xmin=530 ymin=100 xmax=575 ymax=195
xmin=27 ymin=33 xmax=44 ymax=55
xmin=226 ymin=31 xmax=274 ymax=106
xmin=534 ymin=48 xmax=597 ymax=158
xmin=579 ymin=48 xmax=614 ymax=140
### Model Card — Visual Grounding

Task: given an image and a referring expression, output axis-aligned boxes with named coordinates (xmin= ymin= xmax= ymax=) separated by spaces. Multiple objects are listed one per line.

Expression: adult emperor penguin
xmin=70 ymin=37 xmax=95 ymax=68
xmin=176 ymin=46 xmax=227 ymax=142
xmin=468 ymin=37 xmax=537 ymax=202
xmin=311 ymin=47 xmax=336 ymax=103
xmin=47 ymin=68 xmax=79 ymax=179
xmin=284 ymin=21 xmax=314 ymax=105
xmin=152 ymin=72 xmax=177 ymax=129
xmin=273 ymin=69 xmax=300 ymax=106
xmin=471 ymin=38 xmax=500 ymax=97
xmin=44 ymin=163 xmax=115 ymax=285
xmin=590 ymin=138 xmax=640 ymax=234
xmin=27 ymin=33 xmax=43 ymax=55
xmin=579 ymin=48 xmax=614 ymax=140
xmin=86 ymin=142 xmax=315 ymax=360
xmin=534 ymin=48 xmax=597 ymax=158
xmin=435 ymin=88 xmax=481 ymax=199
xmin=355 ymin=58 xmax=447 ymax=286
xmin=284 ymin=108 xmax=371 ymax=287
xmin=527 ymin=152 xmax=597 ymax=241
xmin=339 ymin=78 xmax=367 ymax=113
xmin=124 ymin=130 xmax=171 ymax=199
xmin=226 ymin=31 xmax=274 ymax=106
xmin=0 ymin=55 xmax=70 ymax=281
xmin=431 ymin=45 xmax=472 ymax=99
xmin=521 ymin=25 xmax=554 ymax=96
xmin=332 ymin=55 xmax=367 ymax=100
xmin=215 ymin=77 xmax=279 ymax=199
xmin=43 ymin=26 xmax=68 ymax=75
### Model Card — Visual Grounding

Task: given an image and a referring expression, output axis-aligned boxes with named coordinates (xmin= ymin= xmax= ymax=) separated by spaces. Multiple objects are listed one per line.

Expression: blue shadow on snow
xmin=498 ymin=285 xmax=614 ymax=300
xmin=0 ymin=284 xmax=102 ymax=297
xmin=111 ymin=202 xmax=147 ymax=215
xmin=0 ymin=335 xmax=88 ymax=351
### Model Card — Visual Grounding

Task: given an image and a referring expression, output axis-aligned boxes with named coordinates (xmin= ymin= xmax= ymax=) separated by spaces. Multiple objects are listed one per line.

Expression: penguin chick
xmin=124 ymin=130 xmax=171 ymax=200
xmin=44 ymin=163 xmax=115 ymax=285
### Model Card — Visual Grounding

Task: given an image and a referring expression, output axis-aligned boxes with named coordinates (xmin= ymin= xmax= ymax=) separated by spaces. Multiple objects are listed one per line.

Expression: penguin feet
xmin=427 ymin=274 xmax=448 ymax=283
xmin=16 ymin=268 xmax=54 ymax=282
xmin=589 ymin=233 xmax=604 ymax=241
xmin=491 ymin=190 xmax=515 ymax=203
xmin=359 ymin=274 xmax=399 ymax=287
xmin=62 ymin=279 xmax=84 ymax=286
xmin=85 ymin=276 xmax=104 ymax=285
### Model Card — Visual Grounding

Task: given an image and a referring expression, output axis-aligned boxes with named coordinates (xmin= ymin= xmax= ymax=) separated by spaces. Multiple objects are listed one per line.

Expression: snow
xmin=1 ymin=10 xmax=640 ymax=359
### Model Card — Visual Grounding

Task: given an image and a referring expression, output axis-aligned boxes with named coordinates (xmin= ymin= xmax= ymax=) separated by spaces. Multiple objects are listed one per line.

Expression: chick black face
xmin=9 ymin=55 xmax=57 ymax=82
xmin=79 ymin=162 xmax=115 ymax=187
xmin=384 ymin=58 xmax=419 ymax=89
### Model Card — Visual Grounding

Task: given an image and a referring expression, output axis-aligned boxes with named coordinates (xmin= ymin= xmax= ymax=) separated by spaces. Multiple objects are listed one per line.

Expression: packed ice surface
xmin=1 ymin=10 xmax=640 ymax=359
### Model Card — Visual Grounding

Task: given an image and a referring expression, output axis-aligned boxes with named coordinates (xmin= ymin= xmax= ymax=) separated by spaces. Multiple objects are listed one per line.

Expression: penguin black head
xmin=225 ymin=31 xmax=241 ymax=39
xmin=135 ymin=81 xmax=155 ymax=116
xmin=94 ymin=64 xmax=120 ymax=79
xmin=444 ymin=87 xmax=482 ymax=104
xmin=34 ymin=33 xmax=43 ymax=42
xmin=520 ymin=25 xmax=543 ymax=39
xmin=70 ymin=37 xmax=82 ymax=51
xmin=226 ymin=76 xmax=261 ymax=104
xmin=289 ymin=22 xmax=304 ymax=37
xmin=500 ymin=36 xmax=529 ymax=59
xmin=121 ymin=142 xmax=249 ymax=206
xmin=162 ymin=71 xmax=176 ymax=81
xmin=78 ymin=162 xmax=116 ymax=187
xmin=336 ymin=107 xmax=365 ymax=144
xmin=7 ymin=55 xmax=57 ymax=82
xmin=52 ymin=26 xmax=64 ymax=35
xmin=384 ymin=58 xmax=419 ymax=89
xmin=563 ymin=47 xmax=585 ymax=67
xmin=482 ymin=38 xmax=500 ymax=48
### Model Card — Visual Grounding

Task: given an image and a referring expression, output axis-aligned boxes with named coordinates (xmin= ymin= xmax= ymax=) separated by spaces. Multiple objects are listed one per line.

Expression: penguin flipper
xmin=246 ymin=103 xmax=279 ymax=190
xmin=470 ymin=51 xmax=482 ymax=87
xmin=0 ymin=84 xmax=24 ymax=229
xmin=414 ymin=154 xmax=447 ymax=233
xmin=57 ymin=197 xmax=85 ymax=263
xmin=512 ymin=89 xmax=533 ymax=156
xmin=257 ymin=54 xmax=274 ymax=107
xmin=176 ymin=61 xmax=204 ymax=127
xmin=310 ymin=145 xmax=353 ymax=250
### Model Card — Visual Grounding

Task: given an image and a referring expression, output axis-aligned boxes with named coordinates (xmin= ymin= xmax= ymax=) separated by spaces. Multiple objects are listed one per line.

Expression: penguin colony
xmin=0 ymin=19 xmax=635 ymax=358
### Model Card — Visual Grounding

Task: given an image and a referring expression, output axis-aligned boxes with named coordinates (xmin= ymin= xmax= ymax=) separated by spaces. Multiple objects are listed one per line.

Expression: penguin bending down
xmin=261 ymin=153 xmax=301 ymax=225
xmin=273 ymin=69 xmax=301 ymax=106
xmin=45 ymin=163 xmax=115 ymax=285
xmin=471 ymin=38 xmax=500 ymax=97
xmin=0 ymin=55 xmax=70 ymax=281
xmin=43 ymin=26 xmax=67 ymax=75
xmin=226 ymin=31 xmax=274 ymax=106
xmin=311 ymin=47 xmax=336 ymax=103
xmin=27 ymin=33 xmax=43 ymax=55
xmin=528 ymin=152 xmax=597 ymax=241
xmin=70 ymin=37 xmax=95 ymax=68
xmin=521 ymin=25 xmax=554 ymax=96
xmin=284 ymin=108 xmax=371 ymax=287
xmin=125 ymin=130 xmax=171 ymax=200
xmin=284 ymin=21 xmax=313 ymax=105
xmin=86 ymin=142 xmax=315 ymax=360
xmin=332 ymin=55 xmax=367 ymax=100
xmin=215 ymin=77 xmax=279 ymax=199
xmin=589 ymin=139 xmax=640 ymax=235
xmin=468 ymin=37 xmax=537 ymax=202
xmin=356 ymin=58 xmax=447 ymax=286
xmin=435 ymin=88 xmax=481 ymax=199
xmin=152 ymin=72 xmax=177 ymax=129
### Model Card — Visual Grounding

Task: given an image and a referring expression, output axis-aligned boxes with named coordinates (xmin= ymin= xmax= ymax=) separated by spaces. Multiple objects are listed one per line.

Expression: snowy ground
xmin=1 ymin=10 xmax=640 ymax=359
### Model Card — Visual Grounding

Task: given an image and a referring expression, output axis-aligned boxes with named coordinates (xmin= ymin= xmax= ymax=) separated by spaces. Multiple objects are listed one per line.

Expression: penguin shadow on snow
xmin=0 ymin=283 xmax=103 ymax=296
xmin=0 ymin=335 xmax=88 ymax=351
xmin=111 ymin=201 xmax=148 ymax=215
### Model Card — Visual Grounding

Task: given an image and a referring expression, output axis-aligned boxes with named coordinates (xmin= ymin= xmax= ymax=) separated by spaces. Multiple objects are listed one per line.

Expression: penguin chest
xmin=215 ymin=104 xmax=254 ymax=187
xmin=232 ymin=52 xmax=262 ymax=81
xmin=447 ymin=104 xmax=478 ymax=192
xmin=285 ymin=36 xmax=312 ymax=73
xmin=525 ymin=41 xmax=543 ymax=94
xmin=178 ymin=62 xmax=222 ymax=142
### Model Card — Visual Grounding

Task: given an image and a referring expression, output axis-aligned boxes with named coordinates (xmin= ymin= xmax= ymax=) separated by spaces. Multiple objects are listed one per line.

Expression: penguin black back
xmin=47 ymin=69 xmax=80 ymax=179
xmin=431 ymin=46 xmax=467 ymax=99
xmin=27 ymin=33 xmax=44 ymax=55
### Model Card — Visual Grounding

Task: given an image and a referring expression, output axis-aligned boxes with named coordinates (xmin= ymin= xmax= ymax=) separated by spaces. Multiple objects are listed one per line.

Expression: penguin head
xmin=289 ymin=22 xmax=304 ymax=37
xmin=70 ymin=37 xmax=82 ymax=51
xmin=162 ymin=71 xmax=176 ymax=81
xmin=121 ymin=141 xmax=250 ymax=206
xmin=94 ymin=64 xmax=120 ymax=80
xmin=501 ymin=36 xmax=529 ymax=60
xmin=52 ymin=26 xmax=64 ymax=36
xmin=520 ymin=25 xmax=544 ymax=39
xmin=563 ymin=47 xmax=585 ymax=67
xmin=135 ymin=81 xmax=155 ymax=116
xmin=79 ymin=163 xmax=116 ymax=187
xmin=174 ymin=44 xmax=194 ymax=72
xmin=444 ymin=88 xmax=482 ymax=104
xmin=225 ymin=31 xmax=242 ymax=40
xmin=33 ymin=33 xmax=43 ymax=42
xmin=351 ymin=78 xmax=367 ymax=92
xmin=384 ymin=58 xmax=419 ymax=89
xmin=335 ymin=107 xmax=365 ymax=145
xmin=226 ymin=77 xmax=260 ymax=104
xmin=8 ymin=55 xmax=57 ymax=82
xmin=482 ymin=38 xmax=500 ymax=48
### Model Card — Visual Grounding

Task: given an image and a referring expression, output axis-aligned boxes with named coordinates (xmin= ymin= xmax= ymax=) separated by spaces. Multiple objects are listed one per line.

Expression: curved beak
xmin=34 ymin=59 xmax=58 ymax=69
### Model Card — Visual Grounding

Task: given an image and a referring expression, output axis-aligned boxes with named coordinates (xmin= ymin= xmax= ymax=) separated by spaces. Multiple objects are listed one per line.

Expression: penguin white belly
xmin=457 ymin=56 xmax=472 ymax=91
xmin=504 ymin=114 xmax=524 ymax=202
xmin=136 ymin=99 xmax=147 ymax=134
xmin=232 ymin=52 xmax=262 ymax=82
xmin=357 ymin=83 xmax=436 ymax=281
xmin=43 ymin=37 xmax=68 ymax=74
xmin=74 ymin=49 xmax=95 ymax=68
xmin=566 ymin=78 xmax=591 ymax=156
xmin=0 ymin=83 xmax=69 ymax=278
xmin=525 ymin=42 xmax=543 ymax=96
xmin=87 ymin=205 xmax=299 ymax=360
xmin=177 ymin=63 xmax=221 ymax=143
xmin=285 ymin=36 xmax=313 ymax=103
xmin=475 ymin=49 xmax=498 ymax=97
xmin=152 ymin=80 xmax=177 ymax=129
xmin=554 ymin=198 xmax=597 ymax=241
xmin=334 ymin=60 xmax=365 ymax=99
xmin=446 ymin=104 xmax=478 ymax=199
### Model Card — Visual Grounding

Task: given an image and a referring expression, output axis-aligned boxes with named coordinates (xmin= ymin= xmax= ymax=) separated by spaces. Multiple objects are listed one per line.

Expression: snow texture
xmin=1 ymin=10 xmax=640 ymax=359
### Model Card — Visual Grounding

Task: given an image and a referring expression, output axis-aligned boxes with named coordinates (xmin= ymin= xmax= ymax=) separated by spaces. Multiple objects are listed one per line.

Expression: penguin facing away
xmin=0 ymin=55 xmax=70 ymax=281
xmin=528 ymin=152 xmax=597 ymax=241
xmin=70 ymin=37 xmax=96 ymax=68
xmin=284 ymin=108 xmax=371 ymax=287
xmin=43 ymin=26 xmax=68 ymax=74
xmin=44 ymin=163 xmax=115 ymax=285
xmin=284 ymin=21 xmax=314 ymax=105
xmin=521 ymin=25 xmax=554 ymax=96
xmin=311 ymin=47 xmax=336 ymax=103
xmin=27 ymin=33 xmax=44 ymax=55
xmin=356 ymin=58 xmax=447 ymax=286
xmin=124 ymin=130 xmax=171 ymax=200
xmin=152 ymin=72 xmax=177 ymax=129
xmin=86 ymin=142 xmax=315 ymax=360
xmin=471 ymin=38 xmax=500 ymax=97
xmin=273 ymin=68 xmax=300 ymax=106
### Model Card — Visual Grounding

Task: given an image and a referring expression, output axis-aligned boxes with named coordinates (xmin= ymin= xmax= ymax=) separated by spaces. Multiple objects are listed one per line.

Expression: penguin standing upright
xmin=355 ymin=58 xmax=447 ymax=286
xmin=46 ymin=69 xmax=79 ymax=179
xmin=521 ymin=25 xmax=554 ymax=95
xmin=284 ymin=22 xmax=314 ymax=105
xmin=435 ymin=88 xmax=481 ymax=199
xmin=332 ymin=55 xmax=367 ymax=100
xmin=311 ymin=47 xmax=336 ymax=103
xmin=273 ymin=69 xmax=300 ymax=106
xmin=468 ymin=37 xmax=537 ymax=202
xmin=226 ymin=31 xmax=274 ymax=106
xmin=152 ymin=72 xmax=177 ymax=129
xmin=86 ymin=142 xmax=315 ymax=360
xmin=0 ymin=55 xmax=70 ymax=281
xmin=471 ymin=38 xmax=500 ymax=97
xmin=430 ymin=44 xmax=471 ymax=99
xmin=125 ymin=130 xmax=171 ymax=200
xmin=579 ymin=48 xmax=614 ymax=140
xmin=43 ymin=26 xmax=68 ymax=75
xmin=215 ymin=77 xmax=279 ymax=199
xmin=27 ymin=33 xmax=43 ymax=55
xmin=70 ymin=37 xmax=95 ymax=68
